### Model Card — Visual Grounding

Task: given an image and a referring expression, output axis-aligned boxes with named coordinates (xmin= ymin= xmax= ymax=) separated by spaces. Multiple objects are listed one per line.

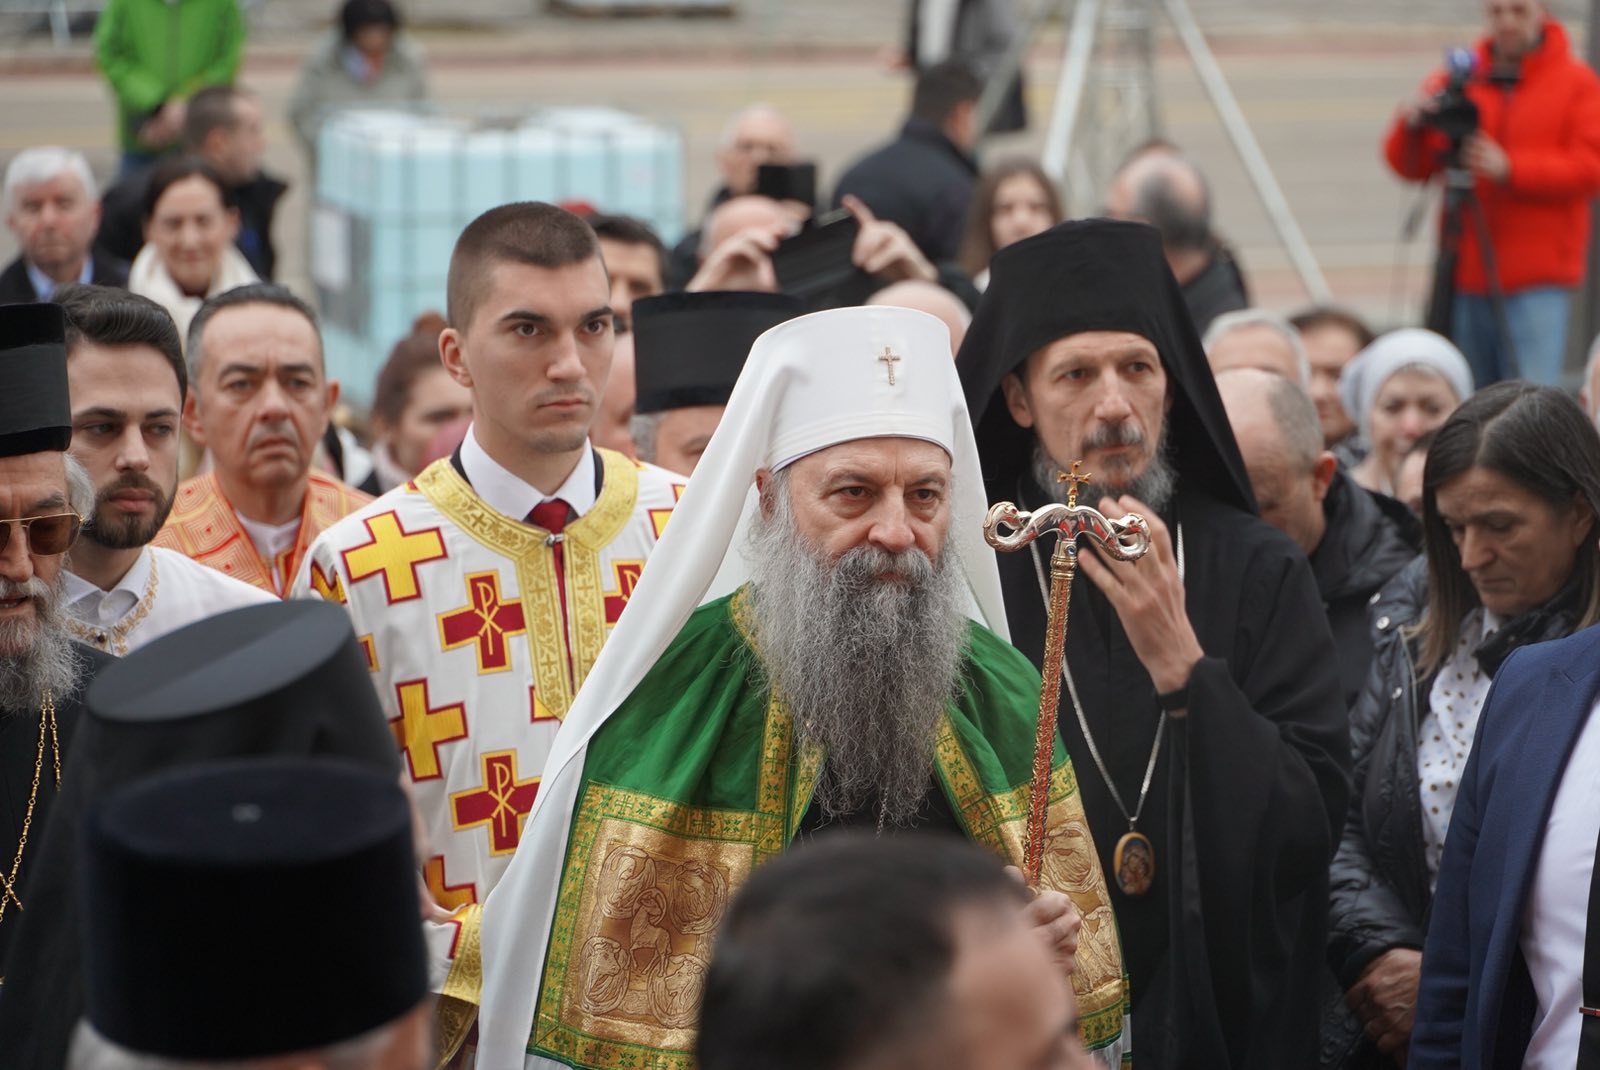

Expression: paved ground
xmin=3 ymin=0 xmax=1592 ymax=385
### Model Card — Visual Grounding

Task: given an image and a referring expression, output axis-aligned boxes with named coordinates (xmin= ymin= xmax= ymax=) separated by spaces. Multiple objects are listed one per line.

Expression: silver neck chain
xmin=1024 ymin=493 xmax=1184 ymax=833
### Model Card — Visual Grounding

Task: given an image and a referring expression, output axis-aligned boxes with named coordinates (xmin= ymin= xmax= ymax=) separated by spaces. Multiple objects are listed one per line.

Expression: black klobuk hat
xmin=0 ymin=302 xmax=71 ymax=456
xmin=632 ymin=290 xmax=803 ymax=414
xmin=0 ymin=601 xmax=401 ymax=1068
xmin=80 ymin=756 xmax=427 ymax=1059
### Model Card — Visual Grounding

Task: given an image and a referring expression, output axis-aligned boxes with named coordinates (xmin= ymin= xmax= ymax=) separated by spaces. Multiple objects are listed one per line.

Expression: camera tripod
xmin=973 ymin=0 xmax=1331 ymax=304
xmin=1424 ymin=153 xmax=1521 ymax=381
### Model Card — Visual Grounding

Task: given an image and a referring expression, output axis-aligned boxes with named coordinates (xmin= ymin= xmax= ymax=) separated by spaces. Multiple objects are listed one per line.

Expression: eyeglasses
xmin=0 ymin=512 xmax=84 ymax=557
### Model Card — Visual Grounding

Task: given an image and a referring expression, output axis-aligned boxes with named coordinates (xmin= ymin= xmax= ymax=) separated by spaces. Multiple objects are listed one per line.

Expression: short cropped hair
xmin=445 ymin=202 xmax=600 ymax=330
xmin=910 ymin=60 xmax=981 ymax=126
xmin=182 ymin=86 xmax=250 ymax=153
xmin=1256 ymin=371 xmax=1324 ymax=472
xmin=1129 ymin=156 xmax=1211 ymax=253
xmin=696 ymin=834 xmax=1027 ymax=1070
xmin=56 ymin=284 xmax=187 ymax=401
xmin=3 ymin=147 xmax=96 ymax=215
xmin=1203 ymin=308 xmax=1311 ymax=389
xmin=186 ymin=283 xmax=323 ymax=387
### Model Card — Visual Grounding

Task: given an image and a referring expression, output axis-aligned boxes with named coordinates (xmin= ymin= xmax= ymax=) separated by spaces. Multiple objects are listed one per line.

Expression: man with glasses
xmin=0 ymin=302 xmax=114 ymax=971
xmin=57 ymin=286 xmax=270 ymax=658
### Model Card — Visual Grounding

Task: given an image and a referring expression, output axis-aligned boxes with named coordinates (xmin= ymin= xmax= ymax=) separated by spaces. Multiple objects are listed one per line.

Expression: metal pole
xmin=1161 ymin=0 xmax=1332 ymax=302
xmin=1041 ymin=0 xmax=1104 ymax=181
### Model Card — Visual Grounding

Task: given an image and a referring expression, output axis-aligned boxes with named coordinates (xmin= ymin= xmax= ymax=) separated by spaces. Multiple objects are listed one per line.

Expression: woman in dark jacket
xmin=1325 ymin=382 xmax=1600 ymax=1068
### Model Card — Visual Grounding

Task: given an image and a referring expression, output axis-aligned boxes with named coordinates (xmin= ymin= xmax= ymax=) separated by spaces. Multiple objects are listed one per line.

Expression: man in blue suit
xmin=1412 ymin=622 xmax=1600 ymax=1068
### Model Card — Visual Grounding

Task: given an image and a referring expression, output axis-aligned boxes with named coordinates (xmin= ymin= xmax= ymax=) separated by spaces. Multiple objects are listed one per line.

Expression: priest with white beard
xmin=474 ymin=306 xmax=1130 ymax=1069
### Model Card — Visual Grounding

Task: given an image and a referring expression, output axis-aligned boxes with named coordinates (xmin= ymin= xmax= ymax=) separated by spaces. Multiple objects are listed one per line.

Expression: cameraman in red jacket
xmin=1385 ymin=0 xmax=1600 ymax=388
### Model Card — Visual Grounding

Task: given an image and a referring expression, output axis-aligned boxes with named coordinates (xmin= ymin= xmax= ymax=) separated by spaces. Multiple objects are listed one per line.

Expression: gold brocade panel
xmin=533 ymin=700 xmax=801 ymax=1069
xmin=935 ymin=725 xmax=1128 ymax=1049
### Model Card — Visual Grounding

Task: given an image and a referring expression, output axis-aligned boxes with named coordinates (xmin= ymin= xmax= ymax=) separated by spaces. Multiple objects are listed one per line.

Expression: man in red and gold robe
xmin=155 ymin=284 xmax=369 ymax=595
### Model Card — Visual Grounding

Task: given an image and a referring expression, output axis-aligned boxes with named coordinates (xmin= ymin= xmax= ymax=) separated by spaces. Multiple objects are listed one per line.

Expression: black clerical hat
xmin=633 ymin=291 xmax=803 ymax=414
xmin=80 ymin=757 xmax=427 ymax=1059
xmin=87 ymin=599 xmax=398 ymax=750
xmin=0 ymin=302 xmax=71 ymax=457
xmin=956 ymin=219 xmax=1254 ymax=513
xmin=0 ymin=601 xmax=400 ymax=1070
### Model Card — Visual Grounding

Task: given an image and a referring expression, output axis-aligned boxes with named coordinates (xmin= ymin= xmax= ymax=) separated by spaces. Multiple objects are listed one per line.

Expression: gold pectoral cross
xmin=877 ymin=346 xmax=901 ymax=385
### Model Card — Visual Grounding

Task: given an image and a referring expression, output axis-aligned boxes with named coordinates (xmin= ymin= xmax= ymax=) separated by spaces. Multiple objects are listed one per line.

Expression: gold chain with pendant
xmin=0 ymin=689 xmax=62 ymax=928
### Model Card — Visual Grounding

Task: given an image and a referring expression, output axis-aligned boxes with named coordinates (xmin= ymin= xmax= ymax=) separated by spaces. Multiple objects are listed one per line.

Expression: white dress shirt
xmin=459 ymin=423 xmax=598 ymax=522
xmin=1520 ymin=693 xmax=1600 ymax=1069
xmin=65 ymin=545 xmax=276 ymax=656
xmin=237 ymin=512 xmax=302 ymax=564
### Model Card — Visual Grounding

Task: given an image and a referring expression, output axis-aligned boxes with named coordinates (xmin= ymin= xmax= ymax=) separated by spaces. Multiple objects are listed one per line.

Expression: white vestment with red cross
xmin=294 ymin=447 xmax=683 ymax=987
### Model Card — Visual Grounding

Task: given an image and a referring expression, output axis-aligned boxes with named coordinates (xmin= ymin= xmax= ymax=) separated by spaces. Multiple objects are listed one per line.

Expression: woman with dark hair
xmin=1325 ymin=381 xmax=1600 ymax=1069
xmin=287 ymin=0 xmax=431 ymax=159
xmin=957 ymin=157 xmax=1062 ymax=287
xmin=128 ymin=156 xmax=257 ymax=340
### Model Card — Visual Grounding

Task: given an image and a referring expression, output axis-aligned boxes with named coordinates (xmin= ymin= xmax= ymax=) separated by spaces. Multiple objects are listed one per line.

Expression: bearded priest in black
xmin=958 ymin=219 xmax=1350 ymax=1070
xmin=0 ymin=303 xmax=113 ymax=975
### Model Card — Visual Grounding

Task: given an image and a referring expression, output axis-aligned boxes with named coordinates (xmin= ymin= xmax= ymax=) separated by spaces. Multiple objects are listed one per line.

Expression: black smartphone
xmin=770 ymin=208 xmax=860 ymax=300
xmin=755 ymin=162 xmax=818 ymax=211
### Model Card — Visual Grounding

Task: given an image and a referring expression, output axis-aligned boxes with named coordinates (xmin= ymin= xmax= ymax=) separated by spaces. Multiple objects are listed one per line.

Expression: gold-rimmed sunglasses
xmin=0 ymin=512 xmax=85 ymax=557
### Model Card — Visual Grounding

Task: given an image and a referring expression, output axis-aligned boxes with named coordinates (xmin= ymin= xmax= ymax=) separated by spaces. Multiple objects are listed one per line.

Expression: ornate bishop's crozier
xmin=982 ymin=463 xmax=1152 ymax=886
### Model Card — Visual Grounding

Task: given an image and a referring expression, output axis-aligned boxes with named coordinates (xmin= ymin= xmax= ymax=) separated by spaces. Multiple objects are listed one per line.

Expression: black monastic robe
xmin=958 ymin=218 xmax=1352 ymax=1070
xmin=0 ymin=644 xmax=112 ymax=973
xmin=999 ymin=475 xmax=1349 ymax=1068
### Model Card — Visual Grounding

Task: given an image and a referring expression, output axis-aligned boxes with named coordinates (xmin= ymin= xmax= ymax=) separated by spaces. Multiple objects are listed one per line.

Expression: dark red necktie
xmin=527 ymin=499 xmax=570 ymax=535
xmin=527 ymin=499 xmax=575 ymax=688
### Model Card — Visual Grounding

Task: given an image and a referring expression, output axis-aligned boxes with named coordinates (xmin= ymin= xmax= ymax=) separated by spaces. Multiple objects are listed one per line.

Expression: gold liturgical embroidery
xmin=934 ymin=723 xmax=1128 ymax=1049
xmin=414 ymin=451 xmax=639 ymax=718
xmin=64 ymin=554 xmax=160 ymax=656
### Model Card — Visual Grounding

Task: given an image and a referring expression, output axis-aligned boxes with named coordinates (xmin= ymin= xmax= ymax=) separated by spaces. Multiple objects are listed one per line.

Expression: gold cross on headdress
xmin=877 ymin=346 xmax=901 ymax=386
xmin=1057 ymin=462 xmax=1092 ymax=509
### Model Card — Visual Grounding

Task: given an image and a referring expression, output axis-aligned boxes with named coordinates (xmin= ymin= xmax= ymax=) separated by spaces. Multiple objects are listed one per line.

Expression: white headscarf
xmin=1337 ymin=328 xmax=1474 ymax=440
xmin=475 ymin=305 xmax=1007 ymax=1068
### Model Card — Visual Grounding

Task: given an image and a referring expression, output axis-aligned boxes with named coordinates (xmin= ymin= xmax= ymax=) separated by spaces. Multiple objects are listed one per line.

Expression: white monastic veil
xmin=475 ymin=306 xmax=1008 ymax=1068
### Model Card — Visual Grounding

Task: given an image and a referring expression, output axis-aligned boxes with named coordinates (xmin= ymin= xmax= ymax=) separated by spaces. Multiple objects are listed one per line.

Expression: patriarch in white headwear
xmin=472 ymin=306 xmax=1129 ymax=1069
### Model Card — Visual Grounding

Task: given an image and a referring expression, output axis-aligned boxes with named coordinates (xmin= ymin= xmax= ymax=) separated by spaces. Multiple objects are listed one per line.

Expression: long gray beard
xmin=745 ymin=494 xmax=970 ymax=827
xmin=0 ymin=574 xmax=83 ymax=713
xmin=1032 ymin=429 xmax=1177 ymax=515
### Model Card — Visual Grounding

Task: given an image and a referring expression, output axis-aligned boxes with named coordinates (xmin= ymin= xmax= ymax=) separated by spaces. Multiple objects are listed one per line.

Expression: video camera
xmin=1422 ymin=48 xmax=1480 ymax=148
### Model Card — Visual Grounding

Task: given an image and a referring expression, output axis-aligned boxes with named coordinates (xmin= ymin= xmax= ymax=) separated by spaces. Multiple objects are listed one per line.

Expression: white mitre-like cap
xmin=475 ymin=305 xmax=1010 ymax=1067
xmin=762 ymin=305 xmax=963 ymax=470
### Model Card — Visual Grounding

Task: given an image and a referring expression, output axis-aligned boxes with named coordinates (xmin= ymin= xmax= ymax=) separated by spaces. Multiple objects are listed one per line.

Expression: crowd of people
xmin=3 ymin=0 xmax=1600 ymax=1068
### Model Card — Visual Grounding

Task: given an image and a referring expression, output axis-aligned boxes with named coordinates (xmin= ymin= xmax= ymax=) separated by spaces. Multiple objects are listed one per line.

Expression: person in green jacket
xmin=93 ymin=0 xmax=245 ymax=174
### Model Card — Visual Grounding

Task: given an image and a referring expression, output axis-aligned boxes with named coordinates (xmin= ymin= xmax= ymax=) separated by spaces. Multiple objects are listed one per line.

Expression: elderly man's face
xmin=1002 ymin=330 xmax=1168 ymax=494
xmin=0 ymin=451 xmax=73 ymax=656
xmin=1207 ymin=324 xmax=1301 ymax=383
xmin=717 ymin=110 xmax=795 ymax=196
xmin=767 ymin=437 xmax=952 ymax=569
xmin=7 ymin=171 xmax=99 ymax=278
